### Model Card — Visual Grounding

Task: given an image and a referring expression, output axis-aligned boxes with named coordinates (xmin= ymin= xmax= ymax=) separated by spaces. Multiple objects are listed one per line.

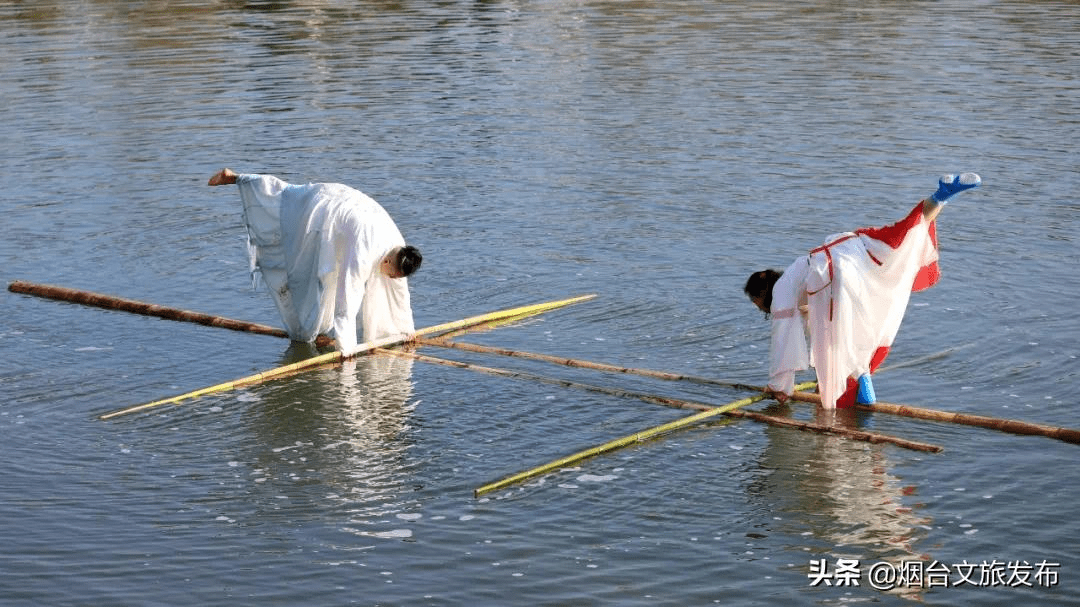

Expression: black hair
xmin=743 ymin=269 xmax=782 ymax=313
xmin=396 ymin=245 xmax=423 ymax=277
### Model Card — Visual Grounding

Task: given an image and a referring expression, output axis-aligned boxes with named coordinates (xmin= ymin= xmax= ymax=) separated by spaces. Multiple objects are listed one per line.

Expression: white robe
xmin=768 ymin=203 xmax=940 ymax=408
xmin=236 ymin=174 xmax=414 ymax=354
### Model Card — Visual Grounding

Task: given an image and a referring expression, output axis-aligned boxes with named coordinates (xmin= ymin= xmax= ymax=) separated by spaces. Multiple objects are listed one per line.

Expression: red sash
xmin=814 ymin=202 xmax=940 ymax=408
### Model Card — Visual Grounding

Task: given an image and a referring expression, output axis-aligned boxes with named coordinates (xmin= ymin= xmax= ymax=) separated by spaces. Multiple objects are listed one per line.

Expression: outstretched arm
xmin=208 ymin=168 xmax=238 ymax=186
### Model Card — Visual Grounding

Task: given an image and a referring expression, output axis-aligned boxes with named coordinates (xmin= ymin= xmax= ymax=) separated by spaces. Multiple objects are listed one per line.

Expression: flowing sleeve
xmin=236 ymin=174 xmax=288 ymax=252
xmin=235 ymin=174 xmax=307 ymax=337
xmin=768 ymin=257 xmax=811 ymax=396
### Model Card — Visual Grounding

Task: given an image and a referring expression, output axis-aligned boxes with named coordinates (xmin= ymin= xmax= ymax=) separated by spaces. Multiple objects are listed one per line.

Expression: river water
xmin=2 ymin=1 xmax=1078 ymax=605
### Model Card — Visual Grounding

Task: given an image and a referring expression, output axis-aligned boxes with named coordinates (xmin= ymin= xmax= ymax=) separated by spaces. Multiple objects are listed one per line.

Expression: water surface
xmin=2 ymin=1 xmax=1078 ymax=605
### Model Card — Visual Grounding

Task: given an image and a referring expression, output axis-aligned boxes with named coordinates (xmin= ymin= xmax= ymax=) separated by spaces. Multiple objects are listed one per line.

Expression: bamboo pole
xmin=6 ymin=280 xmax=342 ymax=345
xmin=417 ymin=336 xmax=762 ymax=392
xmin=473 ymin=392 xmax=773 ymax=497
xmin=379 ymin=348 xmax=748 ymax=411
xmin=722 ymin=408 xmax=942 ymax=452
xmin=98 ymin=294 xmax=596 ymax=420
xmin=466 ymin=377 xmax=940 ymax=497
xmin=380 ymin=349 xmax=941 ymax=456
xmin=792 ymin=390 xmax=1080 ymax=446
xmin=421 ymin=338 xmax=1080 ymax=447
xmin=99 ymin=348 xmax=348 ymax=420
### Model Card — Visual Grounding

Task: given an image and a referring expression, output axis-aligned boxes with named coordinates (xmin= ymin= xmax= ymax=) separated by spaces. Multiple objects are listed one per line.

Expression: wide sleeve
xmin=236 ymin=174 xmax=289 ymax=250
xmin=235 ymin=174 xmax=309 ymax=337
xmin=768 ymin=257 xmax=811 ymax=396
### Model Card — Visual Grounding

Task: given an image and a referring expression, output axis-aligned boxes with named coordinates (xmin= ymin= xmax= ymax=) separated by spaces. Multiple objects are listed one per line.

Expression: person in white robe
xmin=208 ymin=168 xmax=422 ymax=355
xmin=744 ymin=173 xmax=980 ymax=409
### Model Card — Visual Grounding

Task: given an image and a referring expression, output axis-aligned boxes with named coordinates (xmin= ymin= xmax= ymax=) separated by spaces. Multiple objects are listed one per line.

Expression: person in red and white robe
xmin=744 ymin=173 xmax=981 ymax=409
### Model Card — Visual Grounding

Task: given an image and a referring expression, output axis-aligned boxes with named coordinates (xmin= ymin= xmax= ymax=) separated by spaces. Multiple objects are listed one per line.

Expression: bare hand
xmin=765 ymin=388 xmax=789 ymax=404
xmin=208 ymin=168 xmax=238 ymax=186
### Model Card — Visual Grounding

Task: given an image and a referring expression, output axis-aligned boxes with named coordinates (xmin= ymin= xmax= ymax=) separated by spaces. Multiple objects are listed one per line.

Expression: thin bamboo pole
xmin=473 ymin=392 xmax=773 ymax=497
xmin=429 ymin=311 xmax=545 ymax=341
xmin=7 ymin=280 xmax=340 ymax=346
xmin=99 ymin=348 xmax=348 ymax=420
xmin=379 ymin=348 xmax=748 ymax=411
xmin=379 ymin=349 xmax=941 ymax=457
xmin=421 ymin=338 xmax=1080 ymax=447
xmin=417 ymin=336 xmax=761 ymax=391
xmin=98 ymin=294 xmax=596 ymax=420
xmin=792 ymin=390 xmax=1080 ymax=445
xmin=723 ymin=408 xmax=941 ymax=452
xmin=464 ymin=376 xmax=941 ymax=497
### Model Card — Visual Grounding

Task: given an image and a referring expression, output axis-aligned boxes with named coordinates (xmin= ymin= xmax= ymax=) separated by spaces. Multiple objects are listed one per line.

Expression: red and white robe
xmin=768 ymin=202 xmax=941 ymax=408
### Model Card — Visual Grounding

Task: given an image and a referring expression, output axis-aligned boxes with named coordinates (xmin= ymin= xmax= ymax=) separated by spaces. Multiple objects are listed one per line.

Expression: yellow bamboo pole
xmin=98 ymin=294 xmax=596 ymax=420
xmin=378 ymin=348 xmax=943 ymax=493
xmin=427 ymin=311 xmax=544 ymax=341
xmin=473 ymin=382 xmax=819 ymax=497
xmin=100 ymin=345 xmax=353 ymax=420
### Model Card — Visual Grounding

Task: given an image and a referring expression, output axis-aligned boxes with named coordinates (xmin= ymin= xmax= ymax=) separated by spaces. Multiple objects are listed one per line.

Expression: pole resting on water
xmin=389 ymin=349 xmax=942 ymax=454
xmin=15 ymin=279 xmax=1078 ymax=447
xmin=377 ymin=348 xmax=944 ymax=495
xmin=792 ymin=390 xmax=1080 ymax=446
xmin=421 ymin=337 xmax=1080 ymax=447
xmin=464 ymin=378 xmax=944 ymax=498
xmin=95 ymin=293 xmax=596 ymax=420
xmin=6 ymin=280 xmax=337 ymax=343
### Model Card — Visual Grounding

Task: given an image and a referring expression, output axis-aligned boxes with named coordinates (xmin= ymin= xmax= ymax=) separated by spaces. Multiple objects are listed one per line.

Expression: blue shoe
xmin=856 ymin=373 xmax=876 ymax=405
xmin=931 ymin=172 xmax=981 ymax=203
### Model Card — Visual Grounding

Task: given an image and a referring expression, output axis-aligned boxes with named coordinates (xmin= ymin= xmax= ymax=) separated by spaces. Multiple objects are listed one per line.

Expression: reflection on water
xmin=241 ymin=350 xmax=420 ymax=538
xmin=329 ymin=353 xmax=417 ymax=446
xmin=754 ymin=407 xmax=931 ymax=599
